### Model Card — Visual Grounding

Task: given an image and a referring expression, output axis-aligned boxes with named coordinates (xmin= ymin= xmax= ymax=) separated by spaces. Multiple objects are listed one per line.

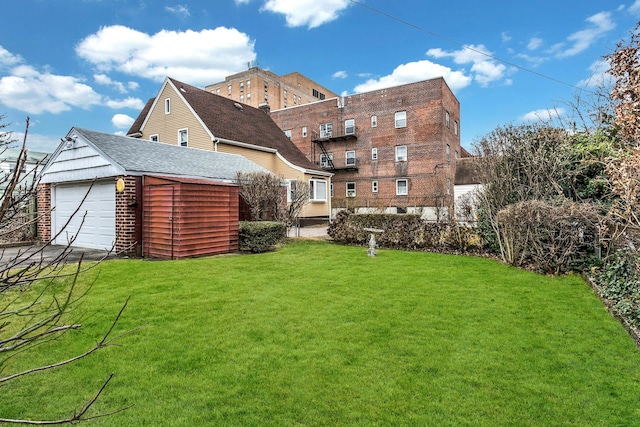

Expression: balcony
xmin=311 ymin=128 xmax=358 ymax=143
xmin=317 ymin=157 xmax=359 ymax=172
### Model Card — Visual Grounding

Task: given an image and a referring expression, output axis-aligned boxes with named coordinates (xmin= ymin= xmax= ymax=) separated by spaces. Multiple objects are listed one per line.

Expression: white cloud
xmin=235 ymin=0 xmax=251 ymax=4
xmin=111 ymin=113 xmax=135 ymax=129
xmin=261 ymin=0 xmax=351 ymax=29
xmin=629 ymin=0 xmax=640 ymax=16
xmin=527 ymin=37 xmax=543 ymax=50
xmin=501 ymin=32 xmax=512 ymax=43
xmin=427 ymin=44 xmax=507 ymax=87
xmin=76 ymin=25 xmax=256 ymax=86
xmin=0 ymin=65 xmax=102 ymax=114
xmin=0 ymin=45 xmax=22 ymax=69
xmin=553 ymin=11 xmax=615 ymax=58
xmin=353 ymin=60 xmax=472 ymax=94
xmin=12 ymin=131 xmax=61 ymax=153
xmin=165 ymin=5 xmax=190 ymax=18
xmin=577 ymin=59 xmax=613 ymax=88
xmin=332 ymin=70 xmax=347 ymax=79
xmin=520 ymin=107 xmax=566 ymax=122
xmin=94 ymin=73 xmax=130 ymax=93
xmin=105 ymin=97 xmax=145 ymax=110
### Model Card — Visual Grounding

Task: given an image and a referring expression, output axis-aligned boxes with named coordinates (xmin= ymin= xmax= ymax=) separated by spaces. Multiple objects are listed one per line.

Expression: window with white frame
xmin=284 ymin=130 xmax=292 ymax=139
xmin=264 ymin=93 xmax=268 ymax=101
xmin=302 ymin=126 xmax=307 ymax=138
xmin=150 ymin=134 xmax=159 ymax=142
xmin=309 ymin=179 xmax=327 ymax=201
xmin=372 ymin=180 xmax=378 ymax=193
xmin=320 ymin=122 xmax=333 ymax=138
xmin=240 ymin=94 xmax=244 ymax=103
xmin=446 ymin=110 xmax=450 ymax=128
xmin=247 ymin=80 xmax=251 ymax=89
xmin=320 ymin=153 xmax=333 ymax=168
xmin=346 ymin=150 xmax=356 ymax=166
xmin=178 ymin=128 xmax=188 ymax=147
xmin=346 ymin=182 xmax=356 ymax=198
xmin=164 ymin=98 xmax=171 ymax=114
xmin=227 ymin=84 xmax=232 ymax=95
xmin=215 ymin=88 xmax=220 ymax=95
xmin=395 ymin=111 xmax=407 ymax=128
xmin=345 ymin=119 xmax=355 ymax=135
xmin=247 ymin=93 xmax=251 ymax=101
xmin=454 ymin=120 xmax=459 ymax=135
xmin=330 ymin=183 xmax=334 ymax=197
xmin=371 ymin=115 xmax=377 ymax=127
xmin=285 ymin=179 xmax=295 ymax=203
xmin=395 ymin=145 xmax=407 ymax=162
xmin=371 ymin=147 xmax=378 ymax=160
xmin=284 ymin=89 xmax=287 ymax=98
xmin=446 ymin=144 xmax=450 ymax=162
xmin=240 ymin=81 xmax=244 ymax=91
xmin=446 ymin=178 xmax=451 ymax=195
xmin=396 ymin=179 xmax=408 ymax=195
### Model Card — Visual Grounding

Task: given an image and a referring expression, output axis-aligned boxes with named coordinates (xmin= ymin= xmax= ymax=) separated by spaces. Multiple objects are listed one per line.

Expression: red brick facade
xmin=269 ymin=78 xmax=461 ymax=218
xmin=36 ymin=183 xmax=51 ymax=243
xmin=115 ymin=176 xmax=142 ymax=255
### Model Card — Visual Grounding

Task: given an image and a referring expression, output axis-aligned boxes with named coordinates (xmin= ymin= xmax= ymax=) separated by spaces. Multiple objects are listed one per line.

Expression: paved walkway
xmin=288 ymin=225 xmax=330 ymax=239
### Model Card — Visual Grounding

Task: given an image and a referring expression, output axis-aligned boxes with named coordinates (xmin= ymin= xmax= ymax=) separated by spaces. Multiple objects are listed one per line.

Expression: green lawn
xmin=2 ymin=240 xmax=640 ymax=426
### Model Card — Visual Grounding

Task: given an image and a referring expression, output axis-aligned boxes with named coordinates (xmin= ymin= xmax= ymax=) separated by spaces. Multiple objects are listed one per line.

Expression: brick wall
xmin=36 ymin=183 xmax=51 ymax=243
xmin=114 ymin=176 xmax=141 ymax=255
xmin=270 ymin=78 xmax=461 ymax=214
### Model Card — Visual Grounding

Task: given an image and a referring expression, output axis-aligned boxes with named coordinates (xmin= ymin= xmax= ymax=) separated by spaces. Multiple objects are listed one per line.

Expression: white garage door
xmin=52 ymin=181 xmax=116 ymax=250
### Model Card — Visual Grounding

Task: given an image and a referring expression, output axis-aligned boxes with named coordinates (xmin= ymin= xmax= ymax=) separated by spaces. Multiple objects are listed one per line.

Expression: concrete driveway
xmin=0 ymin=244 xmax=116 ymax=268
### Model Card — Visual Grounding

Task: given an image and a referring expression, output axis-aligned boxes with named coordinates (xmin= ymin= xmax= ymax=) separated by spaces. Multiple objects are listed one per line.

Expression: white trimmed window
xmin=178 ymin=128 xmax=188 ymax=147
xmin=240 ymin=94 xmax=244 ymax=103
xmin=320 ymin=122 xmax=333 ymax=138
xmin=346 ymin=150 xmax=356 ymax=166
xmin=446 ymin=110 xmax=450 ymax=128
xmin=227 ymin=84 xmax=232 ymax=95
xmin=395 ymin=145 xmax=407 ymax=162
xmin=371 ymin=115 xmax=377 ymax=127
xmin=247 ymin=93 xmax=251 ymax=101
xmin=446 ymin=144 xmax=450 ymax=162
xmin=371 ymin=147 xmax=378 ymax=160
xmin=395 ymin=111 xmax=406 ymax=128
xmin=345 ymin=119 xmax=355 ymax=135
xmin=285 ymin=180 xmax=295 ymax=203
xmin=240 ymin=81 xmax=244 ymax=91
xmin=454 ymin=120 xmax=459 ymax=135
xmin=320 ymin=153 xmax=333 ymax=168
xmin=447 ymin=178 xmax=451 ymax=195
xmin=396 ymin=179 xmax=408 ymax=196
xmin=247 ymin=80 xmax=251 ymax=89
xmin=215 ymin=88 xmax=220 ymax=95
xmin=310 ymin=179 xmax=327 ymax=201
xmin=372 ymin=180 xmax=378 ymax=193
xmin=150 ymin=134 xmax=159 ymax=142
xmin=164 ymin=98 xmax=171 ymax=114
xmin=302 ymin=126 xmax=307 ymax=138
xmin=346 ymin=182 xmax=356 ymax=198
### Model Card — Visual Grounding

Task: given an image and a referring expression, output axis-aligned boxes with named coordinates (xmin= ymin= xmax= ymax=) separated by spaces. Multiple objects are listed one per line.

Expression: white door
xmin=52 ymin=181 xmax=116 ymax=250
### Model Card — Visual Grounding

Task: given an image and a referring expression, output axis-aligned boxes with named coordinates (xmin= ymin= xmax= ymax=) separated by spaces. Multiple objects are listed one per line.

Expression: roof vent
xmin=180 ymin=87 xmax=186 ymax=93
xmin=234 ymin=102 xmax=244 ymax=111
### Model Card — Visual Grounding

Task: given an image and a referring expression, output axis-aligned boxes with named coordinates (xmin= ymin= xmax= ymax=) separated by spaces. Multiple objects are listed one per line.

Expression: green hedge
xmin=328 ymin=211 xmax=482 ymax=253
xmin=239 ymin=221 xmax=286 ymax=253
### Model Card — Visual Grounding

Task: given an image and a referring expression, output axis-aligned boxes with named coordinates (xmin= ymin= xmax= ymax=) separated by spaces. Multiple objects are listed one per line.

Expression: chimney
xmin=259 ymin=103 xmax=271 ymax=115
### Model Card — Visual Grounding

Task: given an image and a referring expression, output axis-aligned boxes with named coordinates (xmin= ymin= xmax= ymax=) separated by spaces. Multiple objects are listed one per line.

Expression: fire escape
xmin=311 ymin=124 xmax=358 ymax=171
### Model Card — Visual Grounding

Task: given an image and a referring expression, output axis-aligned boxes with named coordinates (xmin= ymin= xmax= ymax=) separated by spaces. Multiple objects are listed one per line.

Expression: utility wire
xmin=348 ymin=0 xmax=597 ymax=94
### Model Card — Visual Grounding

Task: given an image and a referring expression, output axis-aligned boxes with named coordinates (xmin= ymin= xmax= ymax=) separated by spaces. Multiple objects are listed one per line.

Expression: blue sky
xmin=1 ymin=0 xmax=639 ymax=152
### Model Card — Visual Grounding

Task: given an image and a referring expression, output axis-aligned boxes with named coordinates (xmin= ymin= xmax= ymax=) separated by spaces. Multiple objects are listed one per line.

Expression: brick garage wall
xmin=36 ymin=183 xmax=51 ymax=243
xmin=270 ymin=78 xmax=460 ymax=212
xmin=115 ymin=176 xmax=141 ymax=255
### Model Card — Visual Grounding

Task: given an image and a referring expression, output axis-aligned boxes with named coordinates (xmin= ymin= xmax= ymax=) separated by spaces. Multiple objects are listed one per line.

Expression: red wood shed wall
xmin=142 ymin=176 xmax=239 ymax=259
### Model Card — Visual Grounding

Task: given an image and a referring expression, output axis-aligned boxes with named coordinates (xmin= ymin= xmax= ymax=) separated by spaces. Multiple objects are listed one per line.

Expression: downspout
xmin=212 ymin=135 xmax=218 ymax=151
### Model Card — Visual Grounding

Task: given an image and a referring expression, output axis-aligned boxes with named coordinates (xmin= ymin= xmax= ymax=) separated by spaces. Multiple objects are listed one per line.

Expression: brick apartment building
xmin=205 ymin=66 xmax=339 ymax=110
xmin=269 ymin=77 xmax=462 ymax=219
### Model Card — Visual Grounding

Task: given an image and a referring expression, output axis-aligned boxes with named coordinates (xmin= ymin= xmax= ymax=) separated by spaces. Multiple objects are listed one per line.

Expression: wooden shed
xmin=143 ymin=176 xmax=239 ymax=259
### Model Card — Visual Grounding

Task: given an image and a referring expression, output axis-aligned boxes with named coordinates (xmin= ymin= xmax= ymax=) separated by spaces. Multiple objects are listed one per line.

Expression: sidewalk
xmin=287 ymin=225 xmax=330 ymax=239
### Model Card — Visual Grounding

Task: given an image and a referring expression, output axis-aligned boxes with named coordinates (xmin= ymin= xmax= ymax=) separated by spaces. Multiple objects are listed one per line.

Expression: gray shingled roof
xmin=74 ymin=128 xmax=270 ymax=181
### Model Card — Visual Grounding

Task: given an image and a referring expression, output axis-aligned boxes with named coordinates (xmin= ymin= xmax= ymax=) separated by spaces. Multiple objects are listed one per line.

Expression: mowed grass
xmin=2 ymin=240 xmax=640 ymax=426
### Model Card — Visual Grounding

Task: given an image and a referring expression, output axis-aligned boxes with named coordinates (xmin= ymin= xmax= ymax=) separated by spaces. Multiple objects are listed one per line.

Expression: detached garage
xmin=38 ymin=127 xmax=269 ymax=258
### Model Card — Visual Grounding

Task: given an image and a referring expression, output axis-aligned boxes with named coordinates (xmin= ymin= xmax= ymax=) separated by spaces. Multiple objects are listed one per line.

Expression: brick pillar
xmin=36 ymin=183 xmax=51 ymax=243
xmin=114 ymin=176 xmax=140 ymax=255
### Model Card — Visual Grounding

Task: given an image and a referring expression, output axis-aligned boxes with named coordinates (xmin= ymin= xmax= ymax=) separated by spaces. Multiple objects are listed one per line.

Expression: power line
xmin=348 ymin=0 xmax=597 ymax=94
